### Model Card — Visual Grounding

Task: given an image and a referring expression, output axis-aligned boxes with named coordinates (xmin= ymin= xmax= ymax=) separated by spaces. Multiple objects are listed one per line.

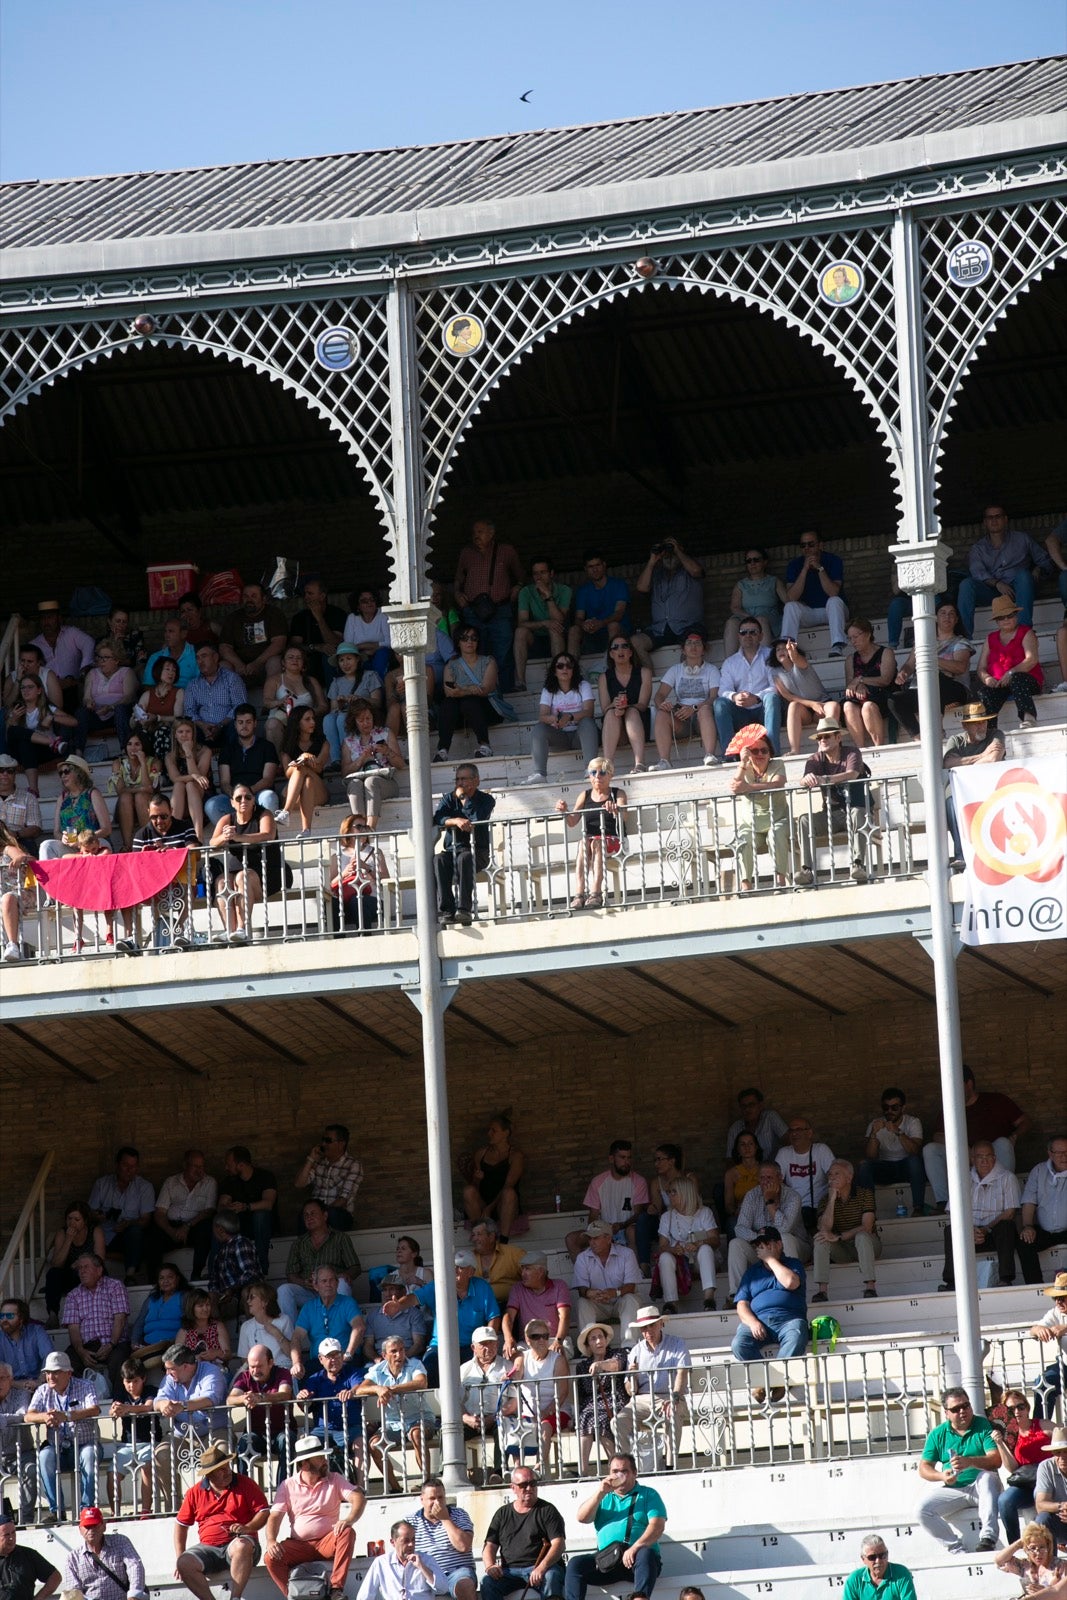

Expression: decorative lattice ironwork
xmin=414 ymin=224 xmax=904 ymax=563
xmin=919 ymin=193 xmax=1067 ymax=477
xmin=0 ymin=294 xmax=395 ymax=521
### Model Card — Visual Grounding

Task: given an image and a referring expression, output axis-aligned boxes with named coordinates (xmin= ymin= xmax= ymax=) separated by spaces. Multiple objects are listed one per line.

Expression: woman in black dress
xmin=461 ymin=1114 xmax=524 ymax=1241
xmin=597 ymin=634 xmax=653 ymax=772
xmin=207 ymin=785 xmax=292 ymax=945
xmin=842 ymin=617 xmax=896 ymax=748
xmin=574 ymin=1321 xmax=625 ymax=1475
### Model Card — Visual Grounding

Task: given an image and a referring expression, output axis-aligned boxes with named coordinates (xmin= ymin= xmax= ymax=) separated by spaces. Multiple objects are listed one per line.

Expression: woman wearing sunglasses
xmin=555 ymin=757 xmax=625 ymax=910
xmin=529 ymin=652 xmax=598 ymax=784
xmin=597 ymin=635 xmax=652 ymax=773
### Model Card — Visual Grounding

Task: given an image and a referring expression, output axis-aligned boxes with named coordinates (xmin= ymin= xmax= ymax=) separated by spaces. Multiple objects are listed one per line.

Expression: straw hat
xmin=1043 ymin=1271 xmax=1067 ymax=1299
xmin=60 ymin=754 xmax=93 ymax=782
xmin=958 ymin=703 xmax=995 ymax=725
xmin=629 ymin=1305 xmax=665 ymax=1329
xmin=811 ymin=716 xmax=844 ymax=738
xmin=197 ymin=1443 xmax=236 ymax=1476
xmin=1041 ymin=1426 xmax=1067 ymax=1454
xmin=576 ymin=1323 xmax=615 ymax=1356
xmin=989 ymin=595 xmax=1020 ymax=621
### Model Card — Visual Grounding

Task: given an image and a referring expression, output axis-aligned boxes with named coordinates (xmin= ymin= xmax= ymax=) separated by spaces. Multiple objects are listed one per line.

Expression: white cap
xmin=317 ymin=1337 xmax=344 ymax=1356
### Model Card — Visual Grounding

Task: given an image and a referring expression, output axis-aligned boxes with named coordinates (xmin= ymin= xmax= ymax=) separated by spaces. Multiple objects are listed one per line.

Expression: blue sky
xmin=2 ymin=0 xmax=1064 ymax=182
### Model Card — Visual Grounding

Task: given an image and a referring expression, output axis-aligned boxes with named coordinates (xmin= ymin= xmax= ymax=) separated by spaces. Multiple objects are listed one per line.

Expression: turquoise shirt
xmin=593 ymin=1484 xmax=667 ymax=1557
xmin=842 ymin=1561 xmax=918 ymax=1600
xmin=518 ymin=581 xmax=572 ymax=623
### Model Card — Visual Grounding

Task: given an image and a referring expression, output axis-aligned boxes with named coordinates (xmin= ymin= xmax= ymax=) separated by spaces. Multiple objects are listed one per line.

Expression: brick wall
xmin=2 ymin=984 xmax=1063 ymax=1243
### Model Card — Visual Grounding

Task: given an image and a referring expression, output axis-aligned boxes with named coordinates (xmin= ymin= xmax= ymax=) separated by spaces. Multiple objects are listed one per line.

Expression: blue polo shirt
xmin=735 ymin=1257 xmax=807 ymax=1322
xmin=414 ymin=1278 xmax=498 ymax=1351
xmin=784 ymin=551 xmax=846 ymax=609
xmin=574 ymin=577 xmax=631 ymax=632
xmin=143 ymin=643 xmax=199 ymax=689
xmin=295 ymin=1293 xmax=361 ymax=1350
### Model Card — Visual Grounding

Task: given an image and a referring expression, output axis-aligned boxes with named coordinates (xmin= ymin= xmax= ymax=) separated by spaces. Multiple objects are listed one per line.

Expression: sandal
xmin=585 ymin=893 xmax=603 ymax=909
xmin=570 ymin=893 xmax=587 ymax=909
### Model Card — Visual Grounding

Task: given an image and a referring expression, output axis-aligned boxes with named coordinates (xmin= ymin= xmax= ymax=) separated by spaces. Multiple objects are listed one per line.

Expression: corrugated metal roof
xmin=2 ymin=57 xmax=1065 ymax=252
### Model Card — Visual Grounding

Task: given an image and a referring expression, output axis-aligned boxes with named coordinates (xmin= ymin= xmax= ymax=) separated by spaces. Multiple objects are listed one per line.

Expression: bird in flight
xmin=520 ymin=89 xmax=532 ymax=102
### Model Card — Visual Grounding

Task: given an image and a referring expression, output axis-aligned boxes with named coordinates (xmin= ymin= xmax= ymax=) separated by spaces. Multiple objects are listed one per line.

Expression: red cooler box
xmin=147 ymin=562 xmax=198 ymax=610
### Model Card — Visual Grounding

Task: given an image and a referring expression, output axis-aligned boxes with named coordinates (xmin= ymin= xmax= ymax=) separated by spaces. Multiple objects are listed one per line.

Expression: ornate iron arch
xmin=918 ymin=192 xmax=1067 ymax=499
xmin=412 ymin=222 xmax=907 ymax=571
xmin=0 ymin=293 xmax=399 ymax=554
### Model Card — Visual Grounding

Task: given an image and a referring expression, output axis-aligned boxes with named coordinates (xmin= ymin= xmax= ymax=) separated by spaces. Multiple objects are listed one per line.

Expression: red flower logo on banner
xmin=961 ymin=766 xmax=1067 ymax=887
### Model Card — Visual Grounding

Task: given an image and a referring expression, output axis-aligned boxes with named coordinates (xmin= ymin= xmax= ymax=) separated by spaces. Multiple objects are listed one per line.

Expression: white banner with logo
xmin=949 ymin=756 xmax=1067 ymax=945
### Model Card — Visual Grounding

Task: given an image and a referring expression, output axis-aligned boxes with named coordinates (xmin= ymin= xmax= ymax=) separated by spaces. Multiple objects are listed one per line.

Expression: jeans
xmin=731 ymin=1315 xmax=809 ymax=1360
xmin=564 ymin=1548 xmax=661 ymax=1600
xmin=918 ymin=1475 xmax=999 ymax=1546
xmin=999 ymin=1482 xmax=1035 ymax=1543
xmin=957 ymin=569 xmax=1035 ymax=635
xmin=923 ymin=1137 xmax=1015 ymax=1205
xmin=1 ymin=1444 xmax=37 ymax=1522
xmin=482 ymin=1565 xmax=565 ymax=1600
xmin=38 ymin=1439 xmax=98 ymax=1514
xmin=106 ymin=1220 xmax=147 ymax=1275
xmin=714 ymin=692 xmax=783 ymax=756
xmin=887 ymin=593 xmax=911 ymax=649
xmin=857 ymin=1154 xmax=927 ymax=1212
xmin=205 ymin=790 xmax=279 ymax=826
xmin=324 ymin=711 xmax=347 ymax=764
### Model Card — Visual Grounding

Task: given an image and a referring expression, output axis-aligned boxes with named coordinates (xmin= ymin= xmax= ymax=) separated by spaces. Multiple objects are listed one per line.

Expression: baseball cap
xmin=79 ymin=1507 xmax=105 ymax=1528
xmin=520 ymin=1250 xmax=548 ymax=1268
xmin=453 ymin=1250 xmax=477 ymax=1269
xmin=0 ymin=755 xmax=17 ymax=770
xmin=586 ymin=1222 xmax=615 ymax=1239
xmin=317 ymin=1337 xmax=344 ymax=1356
xmin=754 ymin=1226 xmax=782 ymax=1245
xmin=470 ymin=1325 xmax=499 ymax=1344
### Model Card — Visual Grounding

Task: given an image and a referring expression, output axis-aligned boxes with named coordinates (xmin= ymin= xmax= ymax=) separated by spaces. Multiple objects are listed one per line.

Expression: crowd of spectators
xmin=1 ymin=509 xmax=1063 ymax=957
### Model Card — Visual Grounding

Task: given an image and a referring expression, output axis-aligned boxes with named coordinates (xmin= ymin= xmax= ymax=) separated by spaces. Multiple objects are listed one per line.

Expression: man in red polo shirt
xmin=174 ymin=1442 xmax=268 ymax=1600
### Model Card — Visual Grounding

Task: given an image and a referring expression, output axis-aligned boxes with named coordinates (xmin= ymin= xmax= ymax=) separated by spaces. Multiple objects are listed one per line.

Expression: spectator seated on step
xmin=730 ymin=1228 xmax=809 ymax=1361
xmin=714 ymin=619 xmax=782 ymax=756
xmin=502 ymin=1255 xmax=571 ymax=1361
xmin=1018 ymin=1135 xmax=1067 ymax=1288
xmin=651 ymin=628 xmax=721 ymax=770
xmin=182 ymin=641 xmax=245 ymax=751
xmin=567 ymin=551 xmax=631 ymax=659
xmin=89 ymin=1146 xmax=155 ymax=1282
xmin=856 ymin=1086 xmax=926 ymax=1218
xmin=205 ymin=704 xmax=280 ymax=827
xmin=780 ymin=530 xmax=849 ymax=657
xmin=956 ymin=503 xmax=1052 ymax=637
xmin=295 ymin=1124 xmax=364 ymax=1231
xmin=362 ymin=1276 xmax=428 ymax=1362
xmin=143 ymin=619 xmax=199 ymax=690
xmin=277 ymin=1200 xmax=359 ymax=1325
xmin=939 ymin=1140 xmax=1021 ymax=1292
xmin=727 ymin=1164 xmax=808 ymax=1304
xmin=219 ymin=582 xmax=288 ymax=686
xmin=288 ymin=1268 xmax=365 ymax=1387
xmin=149 ymin=1149 xmax=217 ymax=1281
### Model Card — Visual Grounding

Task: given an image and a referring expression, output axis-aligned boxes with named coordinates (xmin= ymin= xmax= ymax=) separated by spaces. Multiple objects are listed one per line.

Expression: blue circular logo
xmin=315 ymin=327 xmax=360 ymax=371
xmin=945 ymin=241 xmax=993 ymax=289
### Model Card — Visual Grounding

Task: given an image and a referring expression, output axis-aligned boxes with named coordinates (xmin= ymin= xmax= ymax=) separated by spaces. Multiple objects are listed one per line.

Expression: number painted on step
xmin=768 ymin=1471 xmax=785 ymax=1482
xmin=755 ymin=1585 xmax=774 ymax=1594
xmin=827 ymin=1467 xmax=843 ymax=1477
xmin=761 ymin=1536 xmax=779 ymax=1547
xmin=893 ymin=1527 xmax=913 ymax=1537
xmin=828 ymin=1529 xmax=845 ymax=1540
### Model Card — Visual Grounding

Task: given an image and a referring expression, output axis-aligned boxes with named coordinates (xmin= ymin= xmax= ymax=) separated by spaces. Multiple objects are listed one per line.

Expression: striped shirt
xmin=1021 ymin=1160 xmax=1067 ymax=1234
xmin=27 ymin=1376 xmax=99 ymax=1446
xmin=183 ymin=666 xmax=245 ymax=728
xmin=412 ymin=1505 xmax=476 ymax=1580
xmin=63 ymin=1534 xmax=146 ymax=1600
xmin=306 ymin=1153 xmax=363 ymax=1212
xmin=954 ymin=1163 xmax=1021 ymax=1228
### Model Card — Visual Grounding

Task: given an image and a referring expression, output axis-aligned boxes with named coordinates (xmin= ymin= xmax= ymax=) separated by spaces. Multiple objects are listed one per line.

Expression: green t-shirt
xmin=517 ymin=582 xmax=572 ymax=623
xmin=921 ymin=1416 xmax=995 ymax=1487
xmin=593 ymin=1485 xmax=667 ymax=1556
xmin=842 ymin=1563 xmax=917 ymax=1600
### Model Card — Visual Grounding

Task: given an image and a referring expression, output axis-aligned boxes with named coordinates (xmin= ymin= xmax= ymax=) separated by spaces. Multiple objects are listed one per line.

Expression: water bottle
xmin=554 ymin=1193 xmax=561 ymax=1214
xmin=895 ymin=1197 xmax=907 ymax=1218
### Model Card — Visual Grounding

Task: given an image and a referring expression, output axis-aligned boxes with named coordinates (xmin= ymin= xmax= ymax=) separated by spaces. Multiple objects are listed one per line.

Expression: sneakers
xmin=455 ymin=910 xmax=473 ymax=926
xmin=975 ymin=1538 xmax=997 ymax=1553
xmin=829 ymin=641 xmax=847 ymax=657
xmin=1054 ymin=680 xmax=1067 ymax=693
xmin=229 ymin=928 xmax=248 ymax=945
xmin=850 ymin=862 xmax=869 ymax=884
xmin=703 ymin=753 xmax=722 ymax=767
xmin=474 ymin=744 xmax=493 ymax=758
xmin=434 ymin=749 xmax=449 ymax=763
xmin=946 ymin=1540 xmax=964 ymax=1555
xmin=2 ymin=940 xmax=21 ymax=962
xmin=653 ymin=759 xmax=671 ymax=772
xmin=793 ymin=868 xmax=814 ymax=887
xmin=632 ymin=762 xmax=647 ymax=774
xmin=274 ymin=809 xmax=289 ymax=826
xmin=115 ymin=938 xmax=140 ymax=956
xmin=526 ymin=771 xmax=548 ymax=785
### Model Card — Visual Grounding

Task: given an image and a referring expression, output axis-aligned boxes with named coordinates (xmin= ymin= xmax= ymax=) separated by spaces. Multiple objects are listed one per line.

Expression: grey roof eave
xmin=1 ymin=113 xmax=1062 ymax=289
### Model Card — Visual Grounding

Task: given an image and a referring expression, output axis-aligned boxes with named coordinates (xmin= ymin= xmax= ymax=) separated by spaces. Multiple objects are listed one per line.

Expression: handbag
xmin=288 ymin=1566 xmax=330 ymax=1600
xmin=1006 ymin=1463 xmax=1038 ymax=1488
xmin=469 ymin=544 xmax=499 ymax=621
xmin=593 ymin=1493 xmax=638 ymax=1576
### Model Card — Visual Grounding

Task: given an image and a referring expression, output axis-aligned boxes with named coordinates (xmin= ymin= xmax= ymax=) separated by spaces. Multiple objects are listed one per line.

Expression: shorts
xmin=434 ymin=1567 xmax=477 ymax=1598
xmin=519 ymin=1405 xmax=572 ymax=1436
xmin=379 ymin=1414 xmax=438 ymax=1443
xmin=111 ymin=1442 xmax=155 ymax=1474
xmin=185 ymin=1539 xmax=261 ymax=1574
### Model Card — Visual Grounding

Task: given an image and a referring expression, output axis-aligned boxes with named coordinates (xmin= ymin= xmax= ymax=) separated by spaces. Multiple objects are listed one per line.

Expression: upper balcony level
xmin=2 ymin=597 xmax=1064 ymax=1034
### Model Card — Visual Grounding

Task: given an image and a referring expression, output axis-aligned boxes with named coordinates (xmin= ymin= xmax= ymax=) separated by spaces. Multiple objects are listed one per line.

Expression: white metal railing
xmin=4 ymin=1334 xmax=1060 ymax=1524
xmin=0 ymin=1150 xmax=54 ymax=1302
xmin=0 ymin=613 xmax=21 ymax=688
xmin=5 ymin=777 xmax=928 ymax=965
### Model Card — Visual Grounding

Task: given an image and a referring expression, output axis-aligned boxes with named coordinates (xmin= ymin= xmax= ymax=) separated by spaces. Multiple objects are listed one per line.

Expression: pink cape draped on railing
xmin=30 ymin=849 xmax=190 ymax=912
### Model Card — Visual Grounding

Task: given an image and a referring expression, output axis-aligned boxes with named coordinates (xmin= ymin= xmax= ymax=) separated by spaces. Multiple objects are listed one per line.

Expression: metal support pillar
xmin=890 ymin=207 xmax=983 ymax=1405
xmin=384 ymin=277 xmax=465 ymax=1490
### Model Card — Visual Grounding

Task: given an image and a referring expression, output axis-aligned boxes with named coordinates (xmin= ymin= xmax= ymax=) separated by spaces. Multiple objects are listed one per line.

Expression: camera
xmin=650 ymin=543 xmax=669 ymax=556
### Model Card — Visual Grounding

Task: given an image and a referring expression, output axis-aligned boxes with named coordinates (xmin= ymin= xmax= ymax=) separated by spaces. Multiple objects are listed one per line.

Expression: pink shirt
xmin=271 ymin=1469 xmax=357 ymax=1539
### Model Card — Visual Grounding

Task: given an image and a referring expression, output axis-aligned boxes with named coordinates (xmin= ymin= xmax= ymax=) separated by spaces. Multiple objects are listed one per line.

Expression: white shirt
xmin=357 ymin=1551 xmax=434 ymax=1600
xmin=776 ymin=1143 xmax=835 ymax=1209
xmin=573 ymin=1243 xmax=640 ymax=1292
xmin=156 ymin=1172 xmax=218 ymax=1222
xmin=718 ymin=647 xmax=775 ymax=697
xmin=540 ymin=683 xmax=594 ymax=716
xmin=658 ymin=1206 xmax=718 ymax=1249
xmin=459 ymin=1353 xmax=512 ymax=1416
xmin=864 ymin=1113 xmax=922 ymax=1161
xmin=948 ymin=1162 xmax=1021 ymax=1228
xmin=237 ymin=1312 xmax=294 ymax=1361
xmin=343 ymin=612 xmax=392 ymax=649
xmin=1021 ymin=1161 xmax=1067 ymax=1234
xmin=661 ymin=661 xmax=720 ymax=706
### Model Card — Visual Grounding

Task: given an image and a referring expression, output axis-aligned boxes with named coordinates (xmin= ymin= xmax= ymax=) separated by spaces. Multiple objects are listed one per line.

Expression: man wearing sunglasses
xmin=917 ymin=1387 xmax=1001 ymax=1552
xmin=842 ymin=1535 xmax=916 ymax=1599
xmin=781 ymin=531 xmax=849 ymax=657
xmin=713 ymin=615 xmax=782 ymax=756
xmin=857 ymin=1089 xmax=925 ymax=1218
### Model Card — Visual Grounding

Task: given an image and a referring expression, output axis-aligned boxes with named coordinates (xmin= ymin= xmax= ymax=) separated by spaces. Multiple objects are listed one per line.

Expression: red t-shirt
xmin=966 ymin=1092 xmax=1023 ymax=1144
xmin=177 ymin=1474 xmax=267 ymax=1547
